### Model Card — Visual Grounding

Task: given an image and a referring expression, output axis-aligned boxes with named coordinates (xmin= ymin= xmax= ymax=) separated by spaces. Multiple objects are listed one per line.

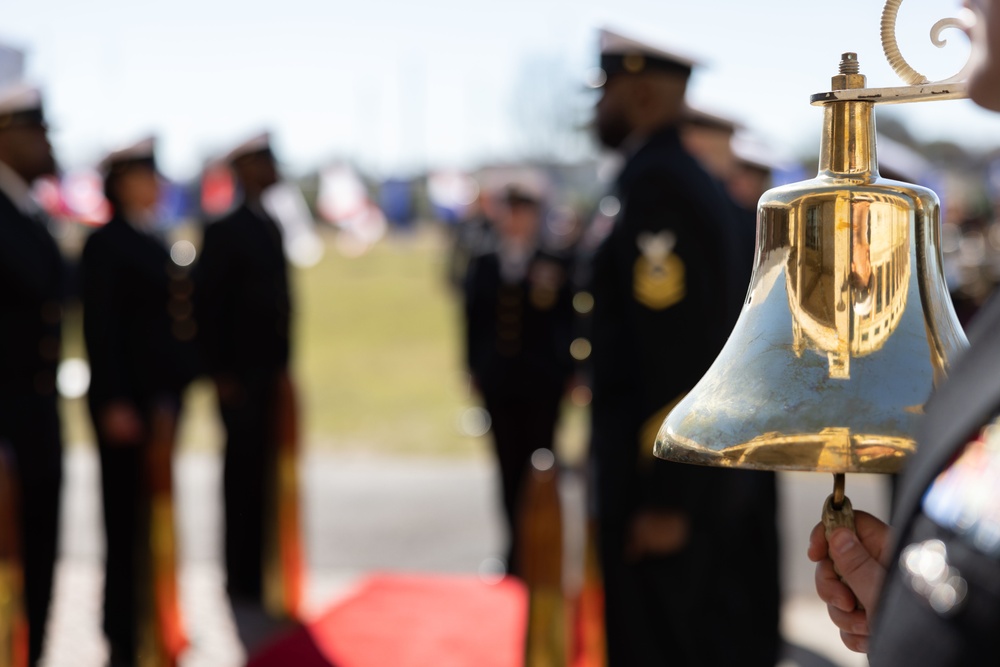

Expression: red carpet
xmin=248 ymin=573 xmax=528 ymax=667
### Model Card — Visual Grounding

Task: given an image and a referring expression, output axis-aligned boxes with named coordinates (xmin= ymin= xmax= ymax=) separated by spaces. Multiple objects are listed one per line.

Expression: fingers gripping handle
xmin=821 ymin=473 xmax=864 ymax=610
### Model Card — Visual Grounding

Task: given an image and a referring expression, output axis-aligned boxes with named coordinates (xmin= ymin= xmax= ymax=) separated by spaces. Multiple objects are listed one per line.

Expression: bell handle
xmin=821 ymin=473 xmax=864 ymax=610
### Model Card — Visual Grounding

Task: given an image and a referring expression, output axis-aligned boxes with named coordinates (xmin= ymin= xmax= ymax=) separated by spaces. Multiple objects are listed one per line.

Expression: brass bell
xmin=654 ymin=52 xmax=968 ymax=476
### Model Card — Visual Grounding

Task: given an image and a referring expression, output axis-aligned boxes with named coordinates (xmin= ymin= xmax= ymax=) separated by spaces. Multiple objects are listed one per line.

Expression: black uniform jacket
xmin=192 ymin=202 xmax=291 ymax=375
xmin=463 ymin=246 xmax=575 ymax=401
xmin=0 ymin=191 xmax=64 ymax=400
xmin=871 ymin=292 xmax=1000 ymax=665
xmin=81 ymin=215 xmax=197 ymax=407
xmin=588 ymin=125 xmax=743 ymax=519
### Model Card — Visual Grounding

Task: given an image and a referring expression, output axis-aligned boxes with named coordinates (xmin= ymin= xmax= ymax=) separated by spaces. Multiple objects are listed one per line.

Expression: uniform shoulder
xmin=206 ymin=204 xmax=246 ymax=227
xmin=202 ymin=205 xmax=248 ymax=238
xmin=81 ymin=219 xmax=122 ymax=253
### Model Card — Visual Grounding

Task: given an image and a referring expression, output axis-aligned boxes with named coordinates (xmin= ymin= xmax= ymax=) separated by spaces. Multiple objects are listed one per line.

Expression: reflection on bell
xmin=655 ymin=53 xmax=968 ymax=475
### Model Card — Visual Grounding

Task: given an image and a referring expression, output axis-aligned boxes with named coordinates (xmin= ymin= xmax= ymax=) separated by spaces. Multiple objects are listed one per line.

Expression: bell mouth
xmin=655 ymin=426 xmax=914 ymax=474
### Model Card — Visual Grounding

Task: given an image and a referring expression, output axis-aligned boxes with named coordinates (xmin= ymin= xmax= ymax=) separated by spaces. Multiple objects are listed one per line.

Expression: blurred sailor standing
xmin=192 ymin=132 xmax=299 ymax=652
xmin=581 ymin=28 xmax=780 ymax=666
xmin=81 ymin=136 xmax=196 ymax=666
xmin=0 ymin=82 xmax=64 ymax=666
xmin=462 ymin=182 xmax=575 ymax=575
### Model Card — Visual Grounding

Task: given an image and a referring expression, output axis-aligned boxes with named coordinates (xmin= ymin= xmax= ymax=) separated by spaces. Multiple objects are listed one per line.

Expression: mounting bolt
xmin=839 ymin=52 xmax=861 ymax=74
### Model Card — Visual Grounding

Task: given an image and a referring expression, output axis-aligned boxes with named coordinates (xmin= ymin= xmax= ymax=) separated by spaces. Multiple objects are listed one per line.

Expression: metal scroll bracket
xmin=810 ymin=0 xmax=977 ymax=106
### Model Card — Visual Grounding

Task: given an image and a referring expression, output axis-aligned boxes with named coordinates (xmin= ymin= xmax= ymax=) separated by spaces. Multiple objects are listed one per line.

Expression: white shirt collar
xmin=0 ymin=160 xmax=40 ymax=215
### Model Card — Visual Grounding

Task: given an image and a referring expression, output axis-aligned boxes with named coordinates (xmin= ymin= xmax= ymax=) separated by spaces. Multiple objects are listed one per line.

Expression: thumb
xmin=828 ymin=527 xmax=886 ymax=612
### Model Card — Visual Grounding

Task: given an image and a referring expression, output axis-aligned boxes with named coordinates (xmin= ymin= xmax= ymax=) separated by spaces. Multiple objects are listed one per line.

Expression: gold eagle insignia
xmin=634 ymin=230 xmax=685 ymax=310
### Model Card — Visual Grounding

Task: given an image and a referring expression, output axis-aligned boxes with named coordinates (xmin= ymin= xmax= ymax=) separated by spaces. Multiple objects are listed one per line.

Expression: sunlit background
xmin=3 ymin=1 xmax=1000 ymax=666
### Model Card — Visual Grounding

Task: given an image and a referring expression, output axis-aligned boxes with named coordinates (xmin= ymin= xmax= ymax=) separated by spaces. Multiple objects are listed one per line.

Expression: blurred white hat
xmin=0 ymin=82 xmax=44 ymax=128
xmin=592 ymin=27 xmax=701 ymax=88
xmin=731 ymin=132 xmax=792 ymax=173
xmin=98 ymin=135 xmax=156 ymax=174
xmin=224 ymin=131 xmax=272 ymax=164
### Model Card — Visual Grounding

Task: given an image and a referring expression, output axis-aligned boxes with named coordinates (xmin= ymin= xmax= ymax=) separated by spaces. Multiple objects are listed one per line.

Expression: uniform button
xmin=573 ymin=292 xmax=594 ymax=314
xmin=598 ymin=196 xmax=621 ymax=217
xmin=38 ymin=335 xmax=60 ymax=361
xmin=41 ymin=301 xmax=62 ymax=324
xmin=570 ymin=338 xmax=592 ymax=361
xmin=172 ymin=321 xmax=197 ymax=342
xmin=168 ymin=298 xmax=193 ymax=320
xmin=169 ymin=278 xmax=194 ymax=298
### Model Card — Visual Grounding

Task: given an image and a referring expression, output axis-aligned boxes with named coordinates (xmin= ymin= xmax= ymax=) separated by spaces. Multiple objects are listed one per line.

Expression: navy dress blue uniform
xmin=0 ymin=182 xmax=63 ymax=667
xmin=463 ymin=220 xmax=575 ymax=575
xmin=586 ymin=123 xmax=781 ymax=667
xmin=193 ymin=199 xmax=291 ymax=604
xmin=81 ymin=202 xmax=197 ymax=662
xmin=868 ymin=291 xmax=1000 ymax=665
xmin=0 ymin=85 xmax=64 ymax=666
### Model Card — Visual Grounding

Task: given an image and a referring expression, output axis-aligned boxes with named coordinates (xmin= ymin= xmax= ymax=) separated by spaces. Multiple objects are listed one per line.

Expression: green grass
xmin=59 ymin=223 xmax=588 ymax=463
xmin=290 ymin=226 xmax=480 ymax=456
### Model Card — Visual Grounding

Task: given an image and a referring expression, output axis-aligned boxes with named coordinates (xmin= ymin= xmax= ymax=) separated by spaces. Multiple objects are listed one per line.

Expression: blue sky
xmin=3 ymin=0 xmax=999 ymax=181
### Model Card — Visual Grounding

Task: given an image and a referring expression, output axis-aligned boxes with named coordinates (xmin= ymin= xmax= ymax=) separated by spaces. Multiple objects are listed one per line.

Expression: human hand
xmin=807 ymin=510 xmax=891 ymax=653
xmin=625 ymin=508 xmax=690 ymax=561
xmin=100 ymin=401 xmax=144 ymax=445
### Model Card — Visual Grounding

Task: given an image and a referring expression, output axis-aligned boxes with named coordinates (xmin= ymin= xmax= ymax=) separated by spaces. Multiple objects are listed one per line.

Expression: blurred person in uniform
xmin=0 ymin=82 xmax=63 ymax=667
xmin=81 ymin=137 xmax=196 ymax=666
xmin=727 ymin=133 xmax=781 ymax=291
xmin=680 ymin=104 xmax=740 ymax=187
xmin=582 ymin=28 xmax=780 ymax=666
xmin=681 ymin=107 xmax=763 ymax=301
xmin=191 ymin=132 xmax=295 ymax=651
xmin=808 ymin=1 xmax=1000 ymax=663
xmin=462 ymin=182 xmax=575 ymax=576
xmin=447 ymin=184 xmax=496 ymax=293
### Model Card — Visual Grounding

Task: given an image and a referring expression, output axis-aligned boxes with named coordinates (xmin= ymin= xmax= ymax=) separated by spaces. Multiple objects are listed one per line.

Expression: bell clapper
xmin=821 ymin=472 xmax=864 ymax=609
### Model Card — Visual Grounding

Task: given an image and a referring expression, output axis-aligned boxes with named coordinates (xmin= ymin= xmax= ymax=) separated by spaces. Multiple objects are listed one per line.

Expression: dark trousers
xmin=482 ymin=392 xmax=562 ymax=576
xmin=220 ymin=369 xmax=280 ymax=603
xmin=93 ymin=396 xmax=181 ymax=665
xmin=592 ymin=401 xmax=781 ymax=667
xmin=0 ymin=395 xmax=63 ymax=667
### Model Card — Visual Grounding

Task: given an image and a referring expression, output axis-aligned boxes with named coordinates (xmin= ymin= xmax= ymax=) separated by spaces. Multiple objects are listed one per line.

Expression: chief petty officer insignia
xmin=634 ymin=230 xmax=685 ymax=310
xmin=905 ymin=413 xmax=1000 ymax=615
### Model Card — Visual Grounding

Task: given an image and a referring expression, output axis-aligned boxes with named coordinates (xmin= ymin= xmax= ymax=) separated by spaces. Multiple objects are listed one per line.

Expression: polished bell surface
xmin=654 ymin=56 xmax=968 ymax=474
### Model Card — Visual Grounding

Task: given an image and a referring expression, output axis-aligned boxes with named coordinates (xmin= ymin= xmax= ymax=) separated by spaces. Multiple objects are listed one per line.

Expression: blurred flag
xmin=378 ymin=178 xmax=415 ymax=230
xmin=263 ymin=182 xmax=325 ymax=268
xmin=427 ymin=170 xmax=478 ymax=225
xmin=317 ymin=164 xmax=386 ymax=256
xmin=200 ymin=164 xmax=236 ymax=217
xmin=157 ymin=180 xmax=193 ymax=228
xmin=52 ymin=169 xmax=110 ymax=226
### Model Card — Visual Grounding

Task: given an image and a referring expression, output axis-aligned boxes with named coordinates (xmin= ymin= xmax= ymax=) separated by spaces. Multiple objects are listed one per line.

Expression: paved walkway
xmin=40 ymin=447 xmax=887 ymax=667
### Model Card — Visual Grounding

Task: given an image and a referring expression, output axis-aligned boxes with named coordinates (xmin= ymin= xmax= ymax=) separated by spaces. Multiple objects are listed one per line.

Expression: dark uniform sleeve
xmin=192 ymin=222 xmax=235 ymax=376
xmin=81 ymin=235 xmax=130 ymax=405
xmin=613 ymin=171 xmax=737 ymax=512
xmin=871 ymin=513 xmax=1000 ymax=666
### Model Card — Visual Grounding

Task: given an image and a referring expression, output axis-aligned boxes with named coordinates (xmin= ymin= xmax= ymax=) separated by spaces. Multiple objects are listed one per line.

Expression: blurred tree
xmin=509 ymin=54 xmax=597 ymax=164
